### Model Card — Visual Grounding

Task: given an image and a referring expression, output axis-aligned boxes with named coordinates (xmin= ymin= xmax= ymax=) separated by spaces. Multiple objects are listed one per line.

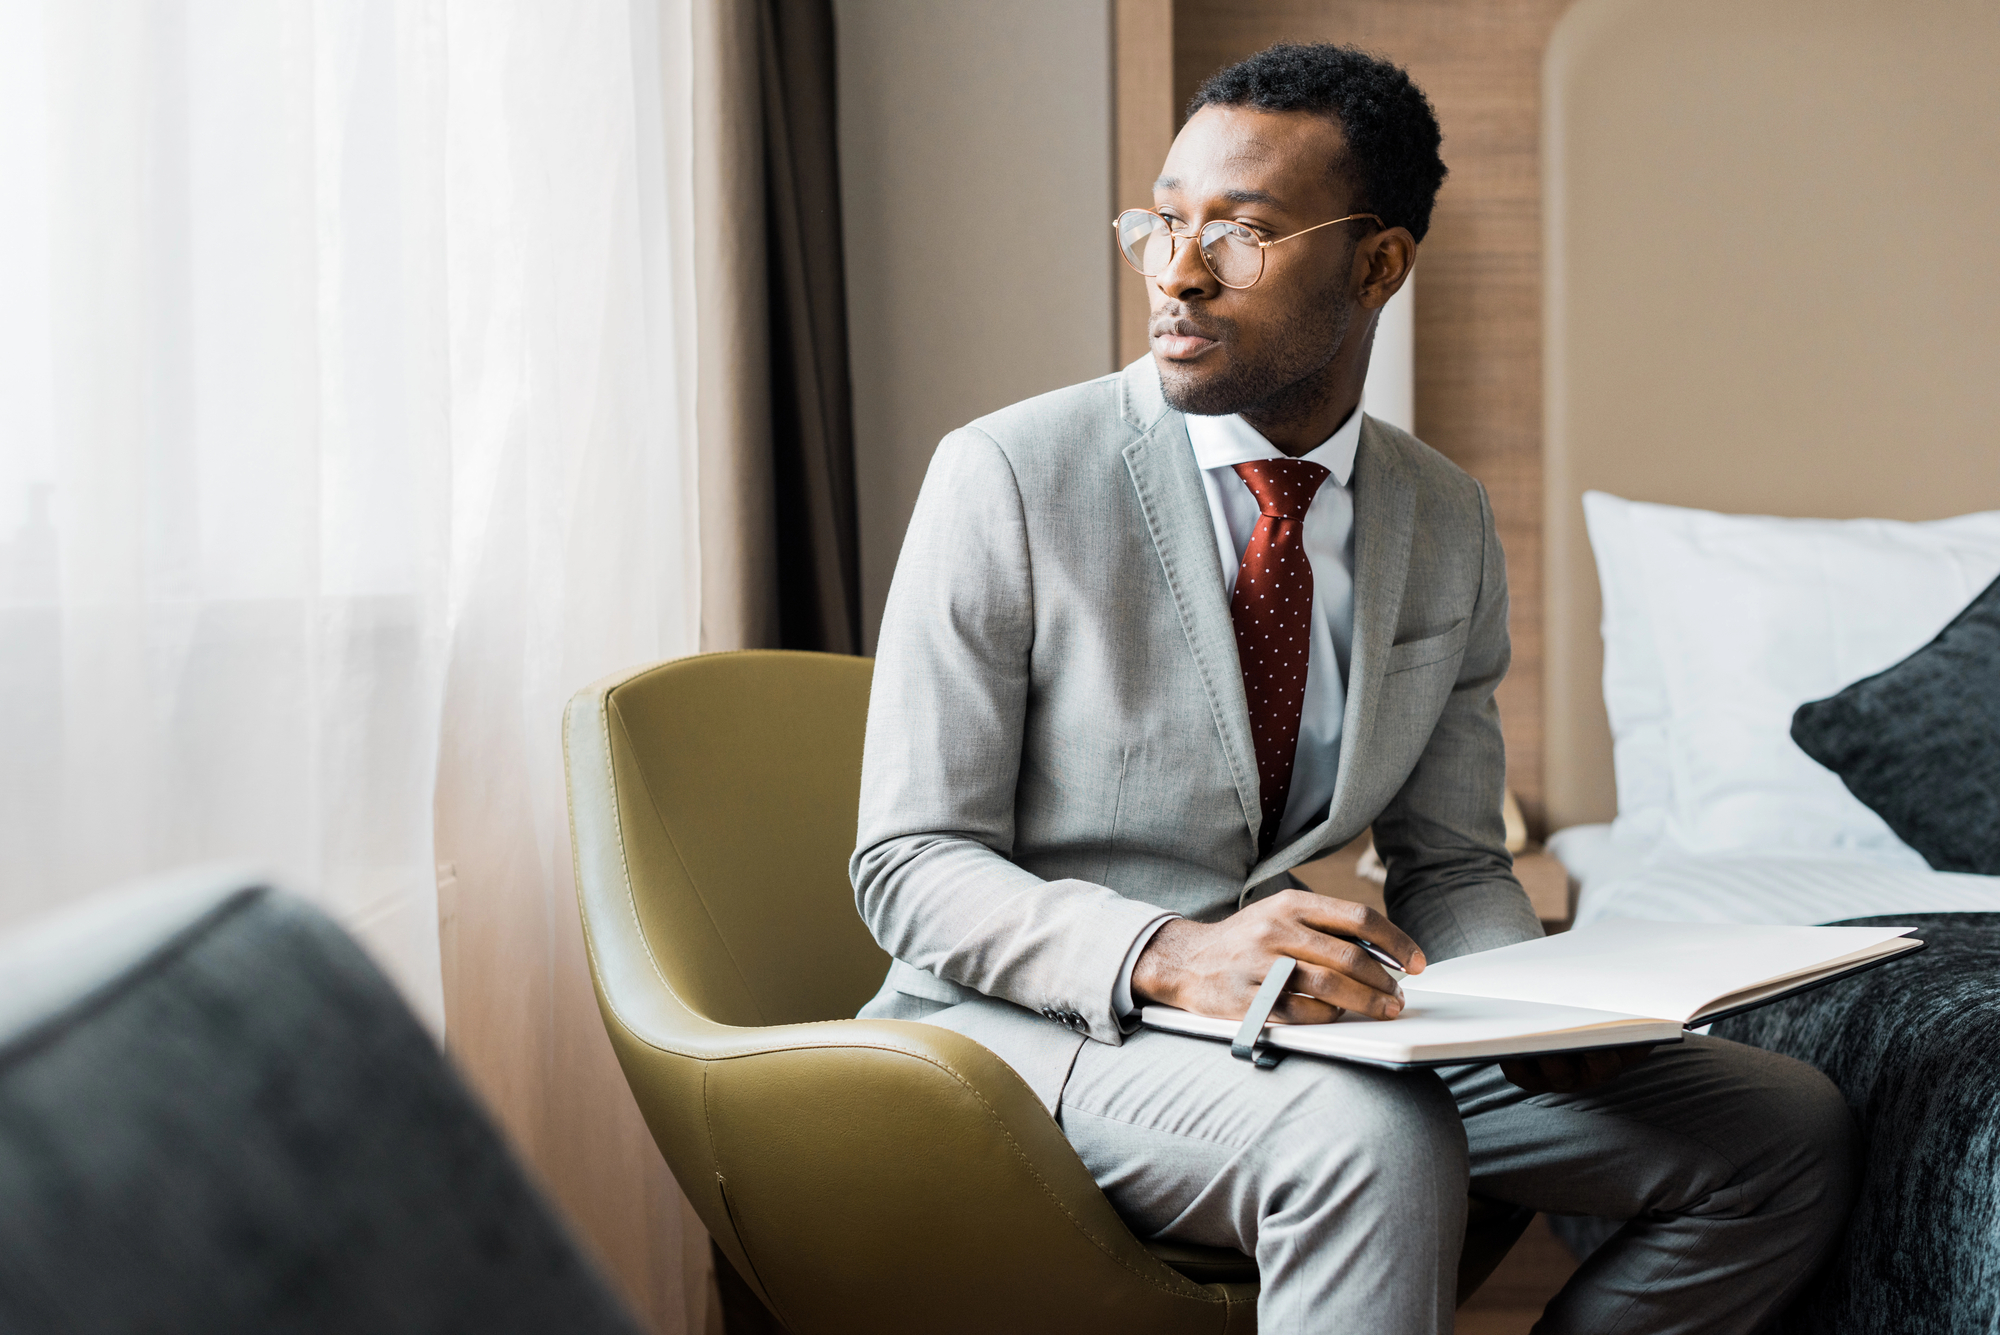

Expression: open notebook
xmin=1141 ymin=920 xmax=1923 ymax=1069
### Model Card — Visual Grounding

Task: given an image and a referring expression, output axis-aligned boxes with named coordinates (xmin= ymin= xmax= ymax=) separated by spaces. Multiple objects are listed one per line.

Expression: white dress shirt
xmin=1112 ymin=404 xmax=1365 ymax=1017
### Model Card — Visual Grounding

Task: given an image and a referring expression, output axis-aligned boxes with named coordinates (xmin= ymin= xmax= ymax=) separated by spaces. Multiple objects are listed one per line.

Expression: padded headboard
xmin=1542 ymin=0 xmax=2000 ymax=829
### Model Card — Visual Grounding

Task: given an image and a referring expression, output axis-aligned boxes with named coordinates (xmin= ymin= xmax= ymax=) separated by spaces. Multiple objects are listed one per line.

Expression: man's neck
xmin=1234 ymin=322 xmax=1372 ymax=457
xmin=1239 ymin=384 xmax=1362 ymax=458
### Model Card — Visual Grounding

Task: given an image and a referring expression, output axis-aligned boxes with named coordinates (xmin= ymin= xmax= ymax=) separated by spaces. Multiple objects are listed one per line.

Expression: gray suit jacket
xmin=851 ymin=357 xmax=1542 ymax=1109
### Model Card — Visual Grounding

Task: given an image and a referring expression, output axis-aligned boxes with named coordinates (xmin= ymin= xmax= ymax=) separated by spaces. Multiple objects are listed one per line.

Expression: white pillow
xmin=1582 ymin=492 xmax=2000 ymax=865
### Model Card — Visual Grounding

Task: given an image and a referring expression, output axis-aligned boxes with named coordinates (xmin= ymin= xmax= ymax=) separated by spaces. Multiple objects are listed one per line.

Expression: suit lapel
xmin=1249 ymin=417 xmax=1417 ymax=881
xmin=1118 ymin=361 xmax=1264 ymax=846
xmin=1323 ymin=418 xmax=1417 ymax=836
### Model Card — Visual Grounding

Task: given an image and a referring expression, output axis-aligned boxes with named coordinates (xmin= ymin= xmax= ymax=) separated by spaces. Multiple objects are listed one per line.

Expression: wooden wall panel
xmin=1173 ymin=0 xmax=1571 ymax=830
xmin=1113 ymin=0 xmax=1176 ymax=365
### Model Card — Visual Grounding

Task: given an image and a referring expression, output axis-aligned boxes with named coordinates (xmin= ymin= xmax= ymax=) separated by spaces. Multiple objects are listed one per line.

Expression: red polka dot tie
xmin=1230 ymin=458 xmax=1330 ymax=854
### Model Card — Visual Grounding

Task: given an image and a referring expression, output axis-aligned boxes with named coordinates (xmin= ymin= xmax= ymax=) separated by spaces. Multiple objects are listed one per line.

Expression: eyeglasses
xmin=1112 ymin=207 xmax=1384 ymax=291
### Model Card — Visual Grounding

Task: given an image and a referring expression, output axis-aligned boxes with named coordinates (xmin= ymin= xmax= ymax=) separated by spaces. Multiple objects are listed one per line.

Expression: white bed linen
xmin=1581 ymin=493 xmax=2000 ymax=868
xmin=1551 ymin=823 xmax=2000 ymax=928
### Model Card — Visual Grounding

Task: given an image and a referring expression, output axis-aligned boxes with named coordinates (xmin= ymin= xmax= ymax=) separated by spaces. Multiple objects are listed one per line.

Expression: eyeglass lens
xmin=1116 ymin=211 xmax=1263 ymax=289
xmin=1198 ymin=223 xmax=1262 ymax=287
xmin=1117 ymin=211 xmax=1172 ymax=274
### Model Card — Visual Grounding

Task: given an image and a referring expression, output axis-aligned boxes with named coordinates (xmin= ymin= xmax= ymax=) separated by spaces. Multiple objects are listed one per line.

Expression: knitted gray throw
xmin=1711 ymin=912 xmax=2000 ymax=1334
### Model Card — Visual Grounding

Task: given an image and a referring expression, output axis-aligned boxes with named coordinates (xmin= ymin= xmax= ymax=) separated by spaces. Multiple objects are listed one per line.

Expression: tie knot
xmin=1233 ymin=458 xmax=1330 ymax=521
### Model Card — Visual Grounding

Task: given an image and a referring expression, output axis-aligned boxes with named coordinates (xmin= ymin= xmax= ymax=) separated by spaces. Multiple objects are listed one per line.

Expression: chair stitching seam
xmin=588 ymin=1012 xmax=1223 ymax=1306
xmin=873 ymin=1045 xmax=1218 ymax=1301
xmin=610 ymin=700 xmax=768 ymax=1024
xmin=703 ymin=1058 xmax=715 ymax=1161
xmin=596 ymin=697 xmax=691 ymax=1013
xmin=706 ymin=1054 xmax=799 ymax=1329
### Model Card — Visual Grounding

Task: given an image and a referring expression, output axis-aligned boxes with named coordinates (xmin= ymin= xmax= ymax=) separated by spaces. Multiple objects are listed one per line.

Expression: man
xmin=851 ymin=43 xmax=1852 ymax=1334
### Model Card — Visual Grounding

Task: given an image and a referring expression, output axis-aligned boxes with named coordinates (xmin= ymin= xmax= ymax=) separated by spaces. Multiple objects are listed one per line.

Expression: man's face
xmin=1148 ymin=105 xmax=1361 ymax=418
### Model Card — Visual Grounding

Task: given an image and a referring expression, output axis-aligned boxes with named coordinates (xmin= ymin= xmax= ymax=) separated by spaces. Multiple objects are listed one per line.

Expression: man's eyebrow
xmin=1149 ymin=177 xmax=1285 ymax=210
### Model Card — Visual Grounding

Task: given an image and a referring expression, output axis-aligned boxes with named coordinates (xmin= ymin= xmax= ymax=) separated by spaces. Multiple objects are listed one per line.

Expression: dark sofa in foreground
xmin=0 ymin=870 xmax=642 ymax=1335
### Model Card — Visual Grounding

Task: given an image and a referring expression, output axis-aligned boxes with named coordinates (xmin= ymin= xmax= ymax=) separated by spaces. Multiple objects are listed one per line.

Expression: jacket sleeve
xmin=850 ymin=428 xmax=1173 ymax=1043
xmin=1371 ymin=481 xmax=1545 ymax=962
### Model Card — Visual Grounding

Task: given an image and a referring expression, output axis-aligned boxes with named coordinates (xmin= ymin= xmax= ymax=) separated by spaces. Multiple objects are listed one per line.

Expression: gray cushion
xmin=0 ymin=878 xmax=643 ymax=1335
xmin=1791 ymin=574 xmax=2000 ymax=875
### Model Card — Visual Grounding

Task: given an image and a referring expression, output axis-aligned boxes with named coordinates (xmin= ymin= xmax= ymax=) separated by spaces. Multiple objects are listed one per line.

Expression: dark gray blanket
xmin=1712 ymin=911 xmax=2000 ymax=1334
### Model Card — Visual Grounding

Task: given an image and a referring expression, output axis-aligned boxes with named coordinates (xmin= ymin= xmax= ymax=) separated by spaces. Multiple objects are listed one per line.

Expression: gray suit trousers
xmin=1059 ymin=1029 xmax=1855 ymax=1334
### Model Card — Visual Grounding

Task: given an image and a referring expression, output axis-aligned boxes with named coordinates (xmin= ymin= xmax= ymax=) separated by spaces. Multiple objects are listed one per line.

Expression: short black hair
xmin=1187 ymin=44 xmax=1447 ymax=244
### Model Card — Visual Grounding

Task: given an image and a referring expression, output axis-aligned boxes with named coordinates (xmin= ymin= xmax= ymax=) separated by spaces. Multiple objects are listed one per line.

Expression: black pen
xmin=1333 ymin=933 xmax=1408 ymax=975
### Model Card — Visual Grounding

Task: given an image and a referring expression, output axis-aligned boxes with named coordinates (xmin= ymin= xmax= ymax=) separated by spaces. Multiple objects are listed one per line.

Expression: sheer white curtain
xmin=0 ymin=1 xmax=708 ymax=1327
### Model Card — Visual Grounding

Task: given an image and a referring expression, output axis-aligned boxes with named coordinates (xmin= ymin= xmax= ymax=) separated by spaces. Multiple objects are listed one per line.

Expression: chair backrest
xmin=589 ymin=650 xmax=889 ymax=1028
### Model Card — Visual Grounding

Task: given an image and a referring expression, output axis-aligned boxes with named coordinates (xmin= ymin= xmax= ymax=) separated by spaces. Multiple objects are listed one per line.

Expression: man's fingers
xmin=1565 ymin=1043 xmax=1657 ymax=1089
xmin=1270 ymin=992 xmax=1342 ymax=1025
xmin=1538 ymin=1053 xmax=1583 ymax=1092
xmin=1503 ymin=1042 xmax=1662 ymax=1095
xmin=1579 ymin=1049 xmax=1624 ymax=1085
xmin=1586 ymin=1043 xmax=1656 ymax=1086
xmin=1279 ymin=891 xmax=1425 ymax=973
xmin=1280 ymin=928 xmax=1405 ymax=998
xmin=1616 ymin=1043 xmax=1658 ymax=1071
xmin=1287 ymin=958 xmax=1404 ymax=1019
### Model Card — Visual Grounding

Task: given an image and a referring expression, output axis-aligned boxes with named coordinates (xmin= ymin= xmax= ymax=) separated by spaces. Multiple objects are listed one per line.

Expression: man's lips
xmin=1151 ymin=319 xmax=1222 ymax=360
xmin=1155 ymin=332 xmax=1216 ymax=359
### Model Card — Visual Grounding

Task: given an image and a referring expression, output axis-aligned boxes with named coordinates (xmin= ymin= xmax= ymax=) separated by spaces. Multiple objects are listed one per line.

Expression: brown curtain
xmin=695 ymin=0 xmax=778 ymax=657
xmin=760 ymin=0 xmax=863 ymax=655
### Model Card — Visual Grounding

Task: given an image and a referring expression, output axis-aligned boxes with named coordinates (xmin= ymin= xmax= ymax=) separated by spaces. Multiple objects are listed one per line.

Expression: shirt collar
xmin=1183 ymin=402 xmax=1362 ymax=486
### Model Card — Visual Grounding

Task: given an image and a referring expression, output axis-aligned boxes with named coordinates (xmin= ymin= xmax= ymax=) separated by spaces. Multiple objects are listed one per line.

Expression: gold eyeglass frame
xmin=1112 ymin=208 xmax=1385 ymax=290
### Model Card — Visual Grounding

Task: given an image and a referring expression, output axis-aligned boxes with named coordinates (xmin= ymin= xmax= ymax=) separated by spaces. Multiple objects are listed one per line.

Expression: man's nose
xmin=1155 ymin=230 xmax=1218 ymax=302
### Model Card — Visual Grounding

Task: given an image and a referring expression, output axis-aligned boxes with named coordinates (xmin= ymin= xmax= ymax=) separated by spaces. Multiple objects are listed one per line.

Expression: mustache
xmin=1149 ymin=306 xmax=1231 ymax=342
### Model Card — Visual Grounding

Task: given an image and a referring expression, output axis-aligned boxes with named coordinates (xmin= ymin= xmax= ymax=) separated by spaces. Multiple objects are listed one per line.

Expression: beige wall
xmin=1542 ymin=0 xmax=2000 ymax=827
xmin=835 ymin=0 xmax=1116 ymax=651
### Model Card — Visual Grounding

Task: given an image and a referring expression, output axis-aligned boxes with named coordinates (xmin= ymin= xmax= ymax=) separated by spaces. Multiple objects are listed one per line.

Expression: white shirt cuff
xmin=1113 ymin=915 xmax=1180 ymax=1018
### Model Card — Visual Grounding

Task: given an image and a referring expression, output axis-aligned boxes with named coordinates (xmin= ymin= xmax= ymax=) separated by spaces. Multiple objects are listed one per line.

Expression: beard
xmin=1156 ymin=285 xmax=1352 ymax=425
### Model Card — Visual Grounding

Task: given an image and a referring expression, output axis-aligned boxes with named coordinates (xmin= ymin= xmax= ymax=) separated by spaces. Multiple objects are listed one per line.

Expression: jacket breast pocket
xmin=1385 ymin=616 xmax=1470 ymax=676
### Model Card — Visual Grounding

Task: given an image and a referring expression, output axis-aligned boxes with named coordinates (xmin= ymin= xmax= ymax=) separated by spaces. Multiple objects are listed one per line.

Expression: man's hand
xmin=1500 ymin=1044 xmax=1656 ymax=1094
xmin=1131 ymin=889 xmax=1423 ymax=1024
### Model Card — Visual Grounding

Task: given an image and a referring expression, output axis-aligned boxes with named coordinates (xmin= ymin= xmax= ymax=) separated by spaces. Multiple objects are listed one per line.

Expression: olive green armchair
xmin=562 ymin=650 xmax=1530 ymax=1334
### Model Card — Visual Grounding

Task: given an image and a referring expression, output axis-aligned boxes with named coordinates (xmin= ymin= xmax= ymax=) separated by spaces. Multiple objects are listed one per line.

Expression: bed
xmin=1538 ymin=494 xmax=2000 ymax=1333
xmin=1541 ymin=4 xmax=2000 ymax=1328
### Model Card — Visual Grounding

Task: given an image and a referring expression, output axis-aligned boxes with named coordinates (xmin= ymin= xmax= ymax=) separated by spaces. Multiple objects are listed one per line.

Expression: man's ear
xmin=1355 ymin=228 xmax=1417 ymax=310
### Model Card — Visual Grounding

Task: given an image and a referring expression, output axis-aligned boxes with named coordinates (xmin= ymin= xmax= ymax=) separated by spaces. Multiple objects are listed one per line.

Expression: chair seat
xmin=1141 ymin=1239 xmax=1260 ymax=1285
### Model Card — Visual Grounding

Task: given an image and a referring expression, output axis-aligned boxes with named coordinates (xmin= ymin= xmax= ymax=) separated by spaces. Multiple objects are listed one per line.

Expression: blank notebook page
xmin=1404 ymin=920 xmax=1917 ymax=1023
